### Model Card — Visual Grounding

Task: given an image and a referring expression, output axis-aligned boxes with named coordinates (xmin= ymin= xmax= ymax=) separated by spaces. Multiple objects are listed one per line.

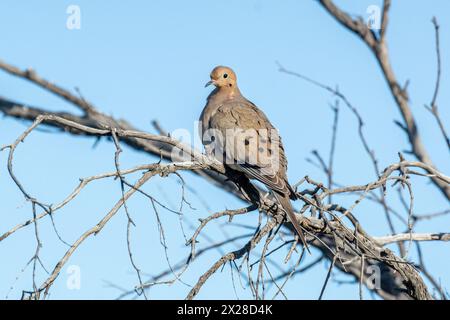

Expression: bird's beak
xmin=204 ymin=80 xmax=215 ymax=88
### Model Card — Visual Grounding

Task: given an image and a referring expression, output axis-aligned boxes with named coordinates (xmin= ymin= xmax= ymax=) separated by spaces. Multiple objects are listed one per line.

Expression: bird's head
xmin=205 ymin=66 xmax=237 ymax=89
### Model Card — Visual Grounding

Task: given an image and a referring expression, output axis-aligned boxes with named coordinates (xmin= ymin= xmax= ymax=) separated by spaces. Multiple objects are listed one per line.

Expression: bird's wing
xmin=209 ymin=99 xmax=290 ymax=195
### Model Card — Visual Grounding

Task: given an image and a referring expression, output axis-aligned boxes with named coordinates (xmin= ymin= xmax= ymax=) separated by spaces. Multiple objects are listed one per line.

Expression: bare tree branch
xmin=424 ymin=17 xmax=450 ymax=152
xmin=318 ymin=0 xmax=450 ymax=200
xmin=375 ymin=232 xmax=450 ymax=245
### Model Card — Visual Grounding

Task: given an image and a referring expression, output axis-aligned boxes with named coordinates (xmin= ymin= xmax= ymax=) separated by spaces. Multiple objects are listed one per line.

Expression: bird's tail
xmin=273 ymin=192 xmax=311 ymax=254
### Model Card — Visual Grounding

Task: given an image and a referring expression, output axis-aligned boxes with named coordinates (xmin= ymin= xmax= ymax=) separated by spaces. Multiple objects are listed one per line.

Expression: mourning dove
xmin=200 ymin=66 xmax=309 ymax=252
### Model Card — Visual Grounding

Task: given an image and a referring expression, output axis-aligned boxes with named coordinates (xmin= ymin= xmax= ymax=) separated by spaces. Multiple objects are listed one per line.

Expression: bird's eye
xmin=223 ymin=73 xmax=228 ymax=79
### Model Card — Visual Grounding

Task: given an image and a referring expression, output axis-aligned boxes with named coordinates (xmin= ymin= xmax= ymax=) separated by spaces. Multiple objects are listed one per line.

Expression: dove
xmin=199 ymin=66 xmax=309 ymax=252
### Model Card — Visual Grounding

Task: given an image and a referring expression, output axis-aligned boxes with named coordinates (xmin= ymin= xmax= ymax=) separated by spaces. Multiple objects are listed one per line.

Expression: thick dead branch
xmin=375 ymin=233 xmax=450 ymax=245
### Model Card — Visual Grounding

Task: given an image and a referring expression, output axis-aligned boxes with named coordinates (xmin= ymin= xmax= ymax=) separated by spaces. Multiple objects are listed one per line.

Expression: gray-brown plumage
xmin=200 ymin=66 xmax=309 ymax=252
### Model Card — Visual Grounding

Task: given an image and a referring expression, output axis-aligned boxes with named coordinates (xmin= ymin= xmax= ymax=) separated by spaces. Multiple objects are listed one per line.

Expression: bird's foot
xmin=259 ymin=192 xmax=278 ymax=212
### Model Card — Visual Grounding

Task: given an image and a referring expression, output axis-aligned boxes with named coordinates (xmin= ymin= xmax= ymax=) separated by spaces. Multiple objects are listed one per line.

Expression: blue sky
xmin=0 ymin=0 xmax=449 ymax=299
